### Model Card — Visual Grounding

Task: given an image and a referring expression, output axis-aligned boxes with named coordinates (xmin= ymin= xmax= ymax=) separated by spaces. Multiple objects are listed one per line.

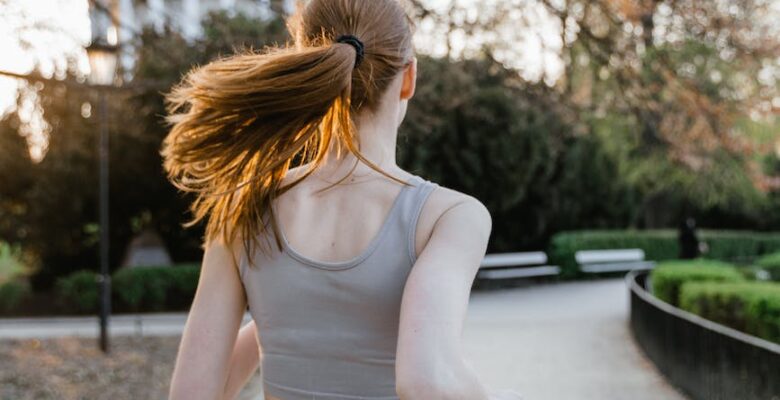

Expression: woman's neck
xmin=314 ymin=111 xmax=401 ymax=181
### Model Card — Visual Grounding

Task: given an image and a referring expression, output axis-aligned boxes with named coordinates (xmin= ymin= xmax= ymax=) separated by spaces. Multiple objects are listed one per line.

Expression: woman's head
xmin=160 ymin=0 xmax=416 ymax=259
xmin=289 ymin=0 xmax=416 ymax=116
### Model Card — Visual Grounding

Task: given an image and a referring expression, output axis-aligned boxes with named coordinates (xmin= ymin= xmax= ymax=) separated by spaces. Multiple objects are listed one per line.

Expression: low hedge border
xmin=55 ymin=264 xmax=200 ymax=314
xmin=0 ymin=280 xmax=32 ymax=313
xmin=679 ymin=281 xmax=780 ymax=344
xmin=549 ymin=230 xmax=780 ymax=277
xmin=756 ymin=252 xmax=780 ymax=281
xmin=650 ymin=259 xmax=744 ymax=307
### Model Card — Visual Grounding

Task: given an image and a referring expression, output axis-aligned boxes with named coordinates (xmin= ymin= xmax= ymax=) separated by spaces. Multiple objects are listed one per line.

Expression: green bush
xmin=0 ymin=242 xmax=30 ymax=285
xmin=165 ymin=263 xmax=201 ymax=309
xmin=699 ymin=230 xmax=765 ymax=263
xmin=112 ymin=267 xmax=168 ymax=312
xmin=756 ymin=252 xmax=780 ymax=281
xmin=549 ymin=230 xmax=780 ymax=277
xmin=548 ymin=230 xmax=679 ymax=277
xmin=0 ymin=280 xmax=31 ymax=312
xmin=112 ymin=264 xmax=201 ymax=312
xmin=56 ymin=270 xmax=100 ymax=313
xmin=650 ymin=260 xmax=744 ymax=307
xmin=679 ymin=281 xmax=780 ymax=344
xmin=755 ymin=234 xmax=780 ymax=256
xmin=48 ymin=265 xmax=202 ymax=314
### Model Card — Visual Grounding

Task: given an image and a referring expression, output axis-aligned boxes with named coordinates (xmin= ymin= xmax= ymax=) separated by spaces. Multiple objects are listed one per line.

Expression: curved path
xmin=462 ymin=277 xmax=687 ymax=400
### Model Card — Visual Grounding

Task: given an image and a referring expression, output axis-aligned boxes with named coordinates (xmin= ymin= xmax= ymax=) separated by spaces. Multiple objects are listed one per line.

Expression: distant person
xmin=678 ymin=217 xmax=700 ymax=259
xmin=162 ymin=1 xmax=522 ymax=399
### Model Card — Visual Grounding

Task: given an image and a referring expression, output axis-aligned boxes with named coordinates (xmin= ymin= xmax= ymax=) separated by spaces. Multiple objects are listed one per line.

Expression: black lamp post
xmin=86 ymin=39 xmax=118 ymax=354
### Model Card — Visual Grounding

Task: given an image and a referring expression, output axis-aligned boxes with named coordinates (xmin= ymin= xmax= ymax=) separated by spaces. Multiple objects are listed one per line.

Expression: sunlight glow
xmin=0 ymin=0 xmax=91 ymax=160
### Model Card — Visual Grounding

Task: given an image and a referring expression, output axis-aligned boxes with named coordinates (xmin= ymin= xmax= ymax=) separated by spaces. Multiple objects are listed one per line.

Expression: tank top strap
xmin=381 ymin=175 xmax=438 ymax=265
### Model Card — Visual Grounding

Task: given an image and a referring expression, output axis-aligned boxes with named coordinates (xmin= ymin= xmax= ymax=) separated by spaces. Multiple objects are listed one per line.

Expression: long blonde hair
xmin=160 ymin=0 xmax=416 ymax=262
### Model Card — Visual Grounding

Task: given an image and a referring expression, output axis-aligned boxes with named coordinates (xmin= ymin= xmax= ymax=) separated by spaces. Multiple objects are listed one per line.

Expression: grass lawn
xmin=0 ymin=336 xmax=263 ymax=400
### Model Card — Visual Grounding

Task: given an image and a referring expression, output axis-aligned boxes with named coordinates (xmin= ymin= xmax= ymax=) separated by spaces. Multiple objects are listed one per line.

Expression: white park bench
xmin=575 ymin=249 xmax=656 ymax=273
xmin=477 ymin=252 xmax=561 ymax=279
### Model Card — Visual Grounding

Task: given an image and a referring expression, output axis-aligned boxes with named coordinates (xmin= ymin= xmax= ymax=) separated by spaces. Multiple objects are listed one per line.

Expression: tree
xmin=399 ymin=55 xmax=636 ymax=250
xmin=0 ymin=113 xmax=36 ymax=246
xmin=540 ymin=0 xmax=780 ymax=225
xmin=0 ymin=10 xmax=294 ymax=289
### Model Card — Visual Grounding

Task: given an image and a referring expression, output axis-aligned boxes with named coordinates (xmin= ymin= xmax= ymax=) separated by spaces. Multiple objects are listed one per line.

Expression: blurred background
xmin=0 ymin=0 xmax=778 ymax=399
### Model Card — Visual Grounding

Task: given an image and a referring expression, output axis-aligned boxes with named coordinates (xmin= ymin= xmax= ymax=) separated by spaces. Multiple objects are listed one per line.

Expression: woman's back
xmin=163 ymin=1 xmax=519 ymax=398
xmin=240 ymin=171 xmax=437 ymax=399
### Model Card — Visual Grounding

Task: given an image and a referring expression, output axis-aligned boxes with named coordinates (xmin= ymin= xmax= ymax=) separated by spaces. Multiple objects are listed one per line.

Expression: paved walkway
xmin=0 ymin=278 xmax=686 ymax=399
xmin=463 ymin=278 xmax=687 ymax=399
xmin=0 ymin=313 xmax=253 ymax=339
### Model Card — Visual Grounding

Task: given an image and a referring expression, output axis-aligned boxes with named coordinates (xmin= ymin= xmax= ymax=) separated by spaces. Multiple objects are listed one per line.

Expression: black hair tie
xmin=336 ymin=34 xmax=365 ymax=68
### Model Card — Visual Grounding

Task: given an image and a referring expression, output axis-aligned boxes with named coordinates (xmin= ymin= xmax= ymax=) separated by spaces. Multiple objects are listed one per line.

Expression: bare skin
xmin=169 ymin=57 xmax=523 ymax=400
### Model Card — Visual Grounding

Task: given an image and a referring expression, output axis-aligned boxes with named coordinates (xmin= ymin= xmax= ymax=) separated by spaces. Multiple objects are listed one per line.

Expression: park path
xmin=0 ymin=278 xmax=686 ymax=400
xmin=462 ymin=277 xmax=687 ymax=400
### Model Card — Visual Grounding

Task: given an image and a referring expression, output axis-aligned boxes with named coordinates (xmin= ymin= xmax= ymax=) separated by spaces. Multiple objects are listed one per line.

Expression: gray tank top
xmin=239 ymin=174 xmax=438 ymax=400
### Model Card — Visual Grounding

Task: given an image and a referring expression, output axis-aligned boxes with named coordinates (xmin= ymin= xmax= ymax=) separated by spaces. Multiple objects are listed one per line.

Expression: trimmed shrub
xmin=755 ymin=234 xmax=780 ymax=256
xmin=0 ymin=242 xmax=28 ymax=285
xmin=548 ymin=230 xmax=679 ymax=277
xmin=112 ymin=267 xmax=168 ymax=312
xmin=679 ymin=281 xmax=780 ymax=344
xmin=756 ymin=252 xmax=780 ymax=281
xmin=700 ymin=231 xmax=765 ymax=264
xmin=165 ymin=263 xmax=201 ymax=309
xmin=650 ymin=260 xmax=744 ymax=307
xmin=549 ymin=230 xmax=780 ymax=277
xmin=55 ymin=270 xmax=100 ymax=313
xmin=112 ymin=264 xmax=201 ymax=312
xmin=0 ymin=280 xmax=31 ymax=312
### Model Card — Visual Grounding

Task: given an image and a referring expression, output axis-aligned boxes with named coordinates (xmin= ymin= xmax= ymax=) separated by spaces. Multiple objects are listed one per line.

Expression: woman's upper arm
xmin=395 ymin=196 xmax=491 ymax=399
xmin=169 ymin=237 xmax=248 ymax=400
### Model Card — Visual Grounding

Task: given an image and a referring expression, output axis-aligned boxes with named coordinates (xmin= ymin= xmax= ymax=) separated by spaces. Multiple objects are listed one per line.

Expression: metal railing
xmin=627 ymin=270 xmax=780 ymax=400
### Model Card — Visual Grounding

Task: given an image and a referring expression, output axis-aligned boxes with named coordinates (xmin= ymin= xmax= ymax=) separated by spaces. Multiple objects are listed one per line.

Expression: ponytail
xmin=161 ymin=0 xmax=415 ymax=263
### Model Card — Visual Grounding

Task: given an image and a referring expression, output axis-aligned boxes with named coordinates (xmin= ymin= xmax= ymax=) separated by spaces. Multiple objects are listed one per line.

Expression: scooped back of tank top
xmin=238 ymin=175 xmax=437 ymax=400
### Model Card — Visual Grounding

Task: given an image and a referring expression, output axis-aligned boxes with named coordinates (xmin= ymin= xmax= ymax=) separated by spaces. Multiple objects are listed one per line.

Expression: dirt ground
xmin=0 ymin=336 xmax=263 ymax=400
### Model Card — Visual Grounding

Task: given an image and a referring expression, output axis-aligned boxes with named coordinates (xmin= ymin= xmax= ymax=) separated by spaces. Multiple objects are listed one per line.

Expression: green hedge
xmin=650 ymin=260 xmax=744 ymax=307
xmin=55 ymin=270 xmax=100 ymax=313
xmin=756 ymin=235 xmax=780 ymax=255
xmin=549 ymin=230 xmax=780 ymax=277
xmin=55 ymin=264 xmax=201 ymax=314
xmin=679 ymin=281 xmax=780 ymax=344
xmin=700 ymin=231 xmax=780 ymax=263
xmin=112 ymin=264 xmax=200 ymax=312
xmin=0 ymin=280 xmax=31 ymax=312
xmin=549 ymin=230 xmax=679 ymax=277
xmin=756 ymin=252 xmax=780 ymax=281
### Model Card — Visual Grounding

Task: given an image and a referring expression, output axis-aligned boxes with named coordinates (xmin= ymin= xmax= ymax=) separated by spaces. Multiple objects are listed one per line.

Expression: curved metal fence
xmin=627 ymin=270 xmax=780 ymax=400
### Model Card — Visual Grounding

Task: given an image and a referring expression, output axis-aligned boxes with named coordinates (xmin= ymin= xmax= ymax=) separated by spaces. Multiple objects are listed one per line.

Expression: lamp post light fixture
xmin=86 ymin=38 xmax=118 ymax=354
xmin=86 ymin=43 xmax=118 ymax=86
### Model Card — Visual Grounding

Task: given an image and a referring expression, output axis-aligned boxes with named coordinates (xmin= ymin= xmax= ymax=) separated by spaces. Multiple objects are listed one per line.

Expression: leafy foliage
xmin=1 ymin=7 xmax=778 ymax=290
xmin=0 ymin=280 xmax=31 ymax=312
xmin=756 ymin=253 xmax=780 ymax=281
xmin=54 ymin=264 xmax=200 ymax=314
xmin=55 ymin=270 xmax=99 ymax=313
xmin=651 ymin=260 xmax=744 ymax=307
xmin=680 ymin=281 xmax=780 ymax=344
xmin=112 ymin=264 xmax=200 ymax=312
xmin=400 ymin=56 xmax=636 ymax=251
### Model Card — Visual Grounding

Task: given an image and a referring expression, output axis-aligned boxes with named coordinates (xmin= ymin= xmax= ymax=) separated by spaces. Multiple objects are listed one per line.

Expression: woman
xmin=163 ymin=0 xmax=522 ymax=399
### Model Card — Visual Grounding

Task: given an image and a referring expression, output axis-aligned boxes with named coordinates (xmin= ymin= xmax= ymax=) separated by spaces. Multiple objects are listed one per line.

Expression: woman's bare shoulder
xmin=414 ymin=179 xmax=492 ymax=258
xmin=426 ymin=182 xmax=489 ymax=217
